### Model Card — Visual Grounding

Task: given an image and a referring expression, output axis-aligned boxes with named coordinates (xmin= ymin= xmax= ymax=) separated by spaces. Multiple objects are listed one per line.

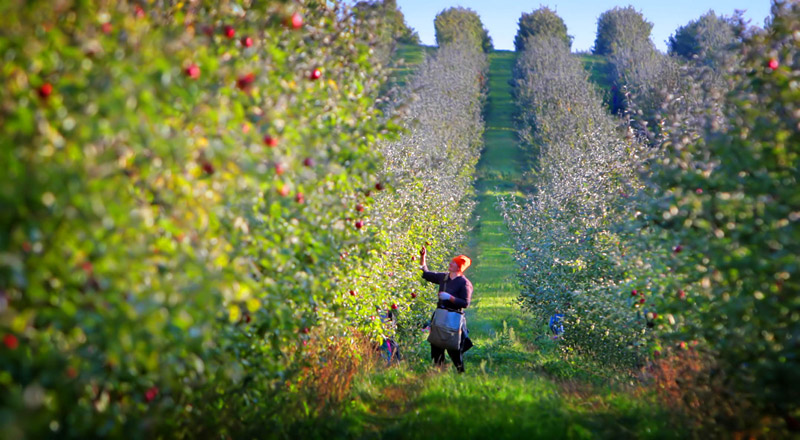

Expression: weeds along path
xmin=312 ymin=50 xmax=683 ymax=440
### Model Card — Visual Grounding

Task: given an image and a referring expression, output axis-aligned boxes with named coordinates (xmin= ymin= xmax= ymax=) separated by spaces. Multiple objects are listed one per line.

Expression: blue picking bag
xmin=427 ymin=308 xmax=464 ymax=350
xmin=549 ymin=313 xmax=564 ymax=335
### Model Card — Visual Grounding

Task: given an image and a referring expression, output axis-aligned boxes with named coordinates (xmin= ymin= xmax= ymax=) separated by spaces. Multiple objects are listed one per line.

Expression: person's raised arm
xmin=420 ymin=246 xmax=446 ymax=285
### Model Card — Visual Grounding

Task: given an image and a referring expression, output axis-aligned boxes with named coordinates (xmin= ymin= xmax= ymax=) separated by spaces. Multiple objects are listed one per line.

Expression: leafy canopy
xmin=434 ymin=7 xmax=493 ymax=53
xmin=594 ymin=6 xmax=653 ymax=55
xmin=514 ymin=7 xmax=572 ymax=52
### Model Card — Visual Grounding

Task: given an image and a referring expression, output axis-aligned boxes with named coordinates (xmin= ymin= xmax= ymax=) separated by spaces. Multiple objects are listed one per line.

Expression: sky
xmin=392 ymin=0 xmax=772 ymax=52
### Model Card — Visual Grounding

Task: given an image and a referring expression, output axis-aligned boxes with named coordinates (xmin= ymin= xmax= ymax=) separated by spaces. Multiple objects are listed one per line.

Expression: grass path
xmin=307 ymin=50 xmax=684 ymax=440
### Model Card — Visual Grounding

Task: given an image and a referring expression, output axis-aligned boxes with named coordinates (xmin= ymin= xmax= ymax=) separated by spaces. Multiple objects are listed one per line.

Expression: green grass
xmin=387 ymin=43 xmax=437 ymax=89
xmin=576 ymin=53 xmax=615 ymax=111
xmin=576 ymin=53 xmax=612 ymax=90
xmin=298 ymin=48 xmax=688 ymax=439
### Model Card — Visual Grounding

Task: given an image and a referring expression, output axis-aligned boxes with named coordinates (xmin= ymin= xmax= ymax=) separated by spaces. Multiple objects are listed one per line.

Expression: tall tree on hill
xmin=434 ymin=7 xmax=493 ymax=53
xmin=514 ymin=7 xmax=572 ymax=52
xmin=354 ymin=0 xmax=420 ymax=45
xmin=593 ymin=6 xmax=654 ymax=55
xmin=669 ymin=10 xmax=739 ymax=68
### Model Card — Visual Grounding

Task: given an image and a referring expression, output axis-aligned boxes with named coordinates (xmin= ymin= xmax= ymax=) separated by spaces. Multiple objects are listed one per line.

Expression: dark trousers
xmin=431 ymin=344 xmax=464 ymax=372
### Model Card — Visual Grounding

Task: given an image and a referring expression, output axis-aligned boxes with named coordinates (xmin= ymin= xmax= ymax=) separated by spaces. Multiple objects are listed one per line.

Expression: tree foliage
xmin=593 ymin=6 xmax=654 ymax=56
xmin=509 ymin=34 xmax=646 ymax=367
xmin=434 ymin=7 xmax=493 ymax=53
xmin=0 ymin=0 xmax=482 ymax=437
xmin=633 ymin=0 xmax=800 ymax=425
xmin=514 ymin=7 xmax=572 ymax=52
xmin=354 ymin=0 xmax=420 ymax=46
xmin=669 ymin=11 xmax=736 ymax=59
xmin=508 ymin=0 xmax=800 ymax=433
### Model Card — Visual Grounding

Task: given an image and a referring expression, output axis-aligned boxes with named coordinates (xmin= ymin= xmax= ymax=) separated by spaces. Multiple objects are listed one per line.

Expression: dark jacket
xmin=422 ymin=270 xmax=473 ymax=311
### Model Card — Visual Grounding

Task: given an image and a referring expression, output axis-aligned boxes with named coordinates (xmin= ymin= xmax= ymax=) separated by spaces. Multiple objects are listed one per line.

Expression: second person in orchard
xmin=419 ymin=245 xmax=474 ymax=373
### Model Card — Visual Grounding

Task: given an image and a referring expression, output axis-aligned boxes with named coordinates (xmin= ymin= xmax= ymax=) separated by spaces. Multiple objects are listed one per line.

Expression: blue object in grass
xmin=549 ymin=313 xmax=565 ymax=335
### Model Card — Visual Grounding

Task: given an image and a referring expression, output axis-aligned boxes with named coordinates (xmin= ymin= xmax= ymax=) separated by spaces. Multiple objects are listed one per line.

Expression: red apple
xmin=355 ymin=203 xmax=364 ymax=212
xmin=673 ymin=245 xmax=682 ymax=253
xmin=3 ymin=334 xmax=18 ymax=350
xmin=290 ymin=12 xmax=303 ymax=29
xmin=391 ymin=303 xmax=398 ymax=310
xmin=278 ymin=184 xmax=290 ymax=197
xmin=349 ymin=290 xmax=356 ymax=296
xmin=223 ymin=25 xmax=235 ymax=39
xmin=639 ymin=297 xmax=645 ymax=304
xmin=185 ymin=64 xmax=200 ymax=79
xmin=241 ymin=36 xmax=253 ymax=47
xmin=38 ymin=83 xmax=53 ymax=99
xmin=295 ymin=192 xmax=304 ymax=204
xmin=695 ymin=188 xmax=703 ymax=194
xmin=145 ymin=386 xmax=159 ymax=402
xmin=263 ymin=135 xmax=279 ymax=147
xmin=101 ymin=22 xmax=112 ymax=34
xmin=301 ymin=327 xmax=310 ymax=334
xmin=678 ymin=341 xmax=687 ymax=350
xmin=274 ymin=163 xmax=285 ymax=175
xmin=631 ymin=289 xmax=638 ymax=296
xmin=355 ymin=220 xmax=363 ymax=229
xmin=653 ymin=350 xmax=661 ymax=358
xmin=134 ymin=5 xmax=145 ymax=18
xmin=302 ymin=158 xmax=314 ymax=167
xmin=201 ymin=161 xmax=214 ymax=175
xmin=375 ymin=182 xmax=384 ymax=191
xmin=768 ymin=58 xmax=779 ymax=70
xmin=237 ymin=73 xmax=255 ymax=90
xmin=310 ymin=68 xmax=322 ymax=80
xmin=678 ymin=289 xmax=686 ymax=300
xmin=411 ymin=292 xmax=417 ymax=299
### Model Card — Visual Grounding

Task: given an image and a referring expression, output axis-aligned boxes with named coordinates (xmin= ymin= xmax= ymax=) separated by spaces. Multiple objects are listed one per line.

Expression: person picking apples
xmin=419 ymin=245 xmax=474 ymax=373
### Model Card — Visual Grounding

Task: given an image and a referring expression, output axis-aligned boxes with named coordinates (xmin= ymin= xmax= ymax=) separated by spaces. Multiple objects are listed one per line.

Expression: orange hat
xmin=452 ymin=255 xmax=471 ymax=272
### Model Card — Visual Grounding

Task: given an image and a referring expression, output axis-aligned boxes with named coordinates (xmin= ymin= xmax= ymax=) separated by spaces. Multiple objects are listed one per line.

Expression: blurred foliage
xmin=434 ymin=7 xmax=493 ymax=54
xmin=0 ymin=0 xmax=450 ymax=437
xmin=0 ymin=0 xmax=489 ymax=436
xmin=630 ymin=0 xmax=800 ymax=430
xmin=354 ymin=0 xmax=420 ymax=58
xmin=514 ymin=7 xmax=572 ymax=52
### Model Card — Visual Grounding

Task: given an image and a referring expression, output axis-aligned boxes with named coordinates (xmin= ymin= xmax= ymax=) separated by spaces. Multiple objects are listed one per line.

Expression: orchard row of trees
xmin=506 ymin=1 xmax=799 ymax=434
xmin=0 ymin=0 xmax=486 ymax=437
